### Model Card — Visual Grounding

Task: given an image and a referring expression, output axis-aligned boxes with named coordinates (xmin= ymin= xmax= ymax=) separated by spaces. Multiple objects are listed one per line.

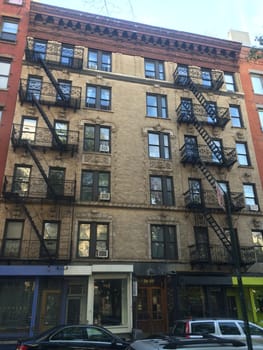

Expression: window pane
xmin=97 ymin=224 xmax=108 ymax=240
xmin=251 ymin=75 xmax=263 ymax=94
xmin=6 ymin=221 xmax=23 ymax=239
xmin=79 ymin=224 xmax=90 ymax=239
xmin=43 ymin=222 xmax=58 ymax=239
xmin=78 ymin=241 xmax=90 ymax=257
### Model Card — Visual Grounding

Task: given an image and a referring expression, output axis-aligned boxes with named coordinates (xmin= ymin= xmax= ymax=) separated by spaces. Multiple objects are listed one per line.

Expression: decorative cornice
xmin=30 ymin=1 xmax=241 ymax=70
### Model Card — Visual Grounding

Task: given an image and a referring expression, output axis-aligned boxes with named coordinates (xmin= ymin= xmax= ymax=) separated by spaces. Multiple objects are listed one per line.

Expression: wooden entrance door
xmin=39 ymin=290 xmax=61 ymax=332
xmin=137 ymin=281 xmax=167 ymax=334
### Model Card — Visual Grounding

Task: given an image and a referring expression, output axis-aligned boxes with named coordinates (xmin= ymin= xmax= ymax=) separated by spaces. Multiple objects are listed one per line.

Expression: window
xmin=151 ymin=225 xmax=178 ymax=259
xmin=251 ymin=230 xmax=263 ymax=262
xmin=236 ymin=142 xmax=250 ymax=166
xmin=218 ymin=321 xmax=241 ymax=335
xmin=33 ymin=39 xmax=47 ymax=60
xmin=88 ymin=49 xmax=111 ymax=72
xmin=83 ymin=124 xmax=110 ymax=153
xmin=150 ymin=176 xmax=174 ymax=206
xmin=224 ymin=73 xmax=236 ymax=92
xmin=81 ymin=171 xmax=110 ymax=201
xmin=176 ymin=65 xmax=189 ymax=84
xmin=54 ymin=120 xmax=68 ymax=144
xmin=179 ymin=98 xmax=193 ymax=122
xmin=258 ymin=108 xmax=263 ymax=131
xmin=206 ymin=101 xmax=217 ymax=124
xmin=86 ymin=85 xmax=111 ymax=110
xmin=20 ymin=117 xmax=37 ymax=141
xmin=0 ymin=59 xmax=11 ymax=89
xmin=26 ymin=76 xmax=42 ymax=101
xmin=48 ymin=167 xmax=65 ymax=197
xmin=145 ymin=59 xmax=165 ymax=80
xmin=229 ymin=105 xmax=243 ymax=128
xmin=243 ymin=183 xmax=258 ymax=210
xmin=0 ymin=18 xmax=18 ymax=41
xmin=146 ymin=94 xmax=167 ymax=118
xmin=77 ymin=222 xmax=109 ymax=258
xmin=251 ymin=74 xmax=263 ymax=94
xmin=211 ymin=139 xmax=223 ymax=163
xmin=60 ymin=44 xmax=74 ymax=67
xmin=201 ymin=68 xmax=212 ymax=88
xmin=7 ymin=0 xmax=23 ymax=4
xmin=40 ymin=221 xmax=59 ymax=257
xmin=12 ymin=165 xmax=31 ymax=197
xmin=57 ymin=80 xmax=71 ymax=101
xmin=148 ymin=132 xmax=170 ymax=159
xmin=2 ymin=220 xmax=23 ymax=257
xmin=188 ymin=179 xmax=202 ymax=205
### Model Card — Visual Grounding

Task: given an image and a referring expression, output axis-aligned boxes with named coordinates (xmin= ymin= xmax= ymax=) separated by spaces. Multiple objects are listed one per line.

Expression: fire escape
xmin=2 ymin=40 xmax=83 ymax=263
xmin=174 ymin=65 xmax=254 ymax=267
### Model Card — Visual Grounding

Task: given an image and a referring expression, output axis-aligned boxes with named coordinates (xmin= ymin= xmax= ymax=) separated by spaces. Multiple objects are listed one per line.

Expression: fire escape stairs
xmin=39 ymin=57 xmax=67 ymax=101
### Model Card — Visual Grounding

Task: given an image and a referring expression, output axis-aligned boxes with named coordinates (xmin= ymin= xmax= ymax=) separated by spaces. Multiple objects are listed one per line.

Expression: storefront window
xmin=0 ymin=279 xmax=34 ymax=335
xmin=93 ymin=278 xmax=127 ymax=326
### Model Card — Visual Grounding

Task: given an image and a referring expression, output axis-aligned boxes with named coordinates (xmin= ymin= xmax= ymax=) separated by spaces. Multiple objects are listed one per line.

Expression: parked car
xmin=171 ymin=319 xmax=263 ymax=346
xmin=16 ymin=324 xmax=130 ymax=350
xmin=127 ymin=334 xmax=252 ymax=350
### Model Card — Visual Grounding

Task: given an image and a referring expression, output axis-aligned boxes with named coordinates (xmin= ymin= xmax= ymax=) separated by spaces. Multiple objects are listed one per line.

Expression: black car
xmin=16 ymin=324 xmax=130 ymax=350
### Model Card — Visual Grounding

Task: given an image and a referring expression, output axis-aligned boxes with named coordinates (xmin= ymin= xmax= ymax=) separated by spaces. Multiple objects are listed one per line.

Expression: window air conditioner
xmin=99 ymin=192 xmax=110 ymax=200
xmin=96 ymin=249 xmax=108 ymax=258
xmin=99 ymin=144 xmax=109 ymax=152
xmin=249 ymin=204 xmax=259 ymax=211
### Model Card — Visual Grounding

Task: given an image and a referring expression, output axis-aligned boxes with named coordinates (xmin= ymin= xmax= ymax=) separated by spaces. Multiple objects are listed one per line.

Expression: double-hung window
xmin=258 ymin=108 xmax=263 ymax=131
xmin=145 ymin=59 xmax=165 ymax=80
xmin=206 ymin=101 xmax=217 ymax=124
xmin=12 ymin=165 xmax=31 ymax=197
xmin=40 ymin=221 xmax=59 ymax=257
xmin=148 ymin=132 xmax=170 ymax=159
xmin=77 ymin=222 xmax=109 ymax=258
xmin=86 ymin=85 xmax=111 ymax=110
xmin=229 ymin=105 xmax=243 ymax=128
xmin=88 ymin=49 xmax=111 ymax=71
xmin=26 ymin=75 xmax=42 ymax=101
xmin=48 ymin=167 xmax=65 ymax=197
xmin=81 ymin=170 xmax=110 ymax=201
xmin=0 ymin=107 xmax=3 ymax=123
xmin=150 ymin=175 xmax=174 ymax=206
xmin=146 ymin=93 xmax=167 ymax=118
xmin=202 ymin=68 xmax=212 ymax=88
xmin=0 ymin=59 xmax=11 ymax=89
xmin=33 ymin=39 xmax=47 ymax=60
xmin=57 ymin=80 xmax=71 ymax=102
xmin=2 ymin=220 xmax=24 ymax=258
xmin=251 ymin=74 xmax=263 ymax=94
xmin=20 ymin=116 xmax=37 ymax=142
xmin=151 ymin=225 xmax=178 ymax=259
xmin=0 ymin=18 xmax=18 ymax=41
xmin=83 ymin=124 xmax=111 ymax=153
xmin=224 ymin=73 xmax=236 ymax=92
xmin=7 ymin=0 xmax=23 ymax=4
xmin=54 ymin=120 xmax=68 ymax=144
xmin=236 ymin=142 xmax=250 ymax=166
xmin=251 ymin=230 xmax=263 ymax=262
xmin=60 ymin=44 xmax=74 ymax=67
xmin=243 ymin=183 xmax=258 ymax=211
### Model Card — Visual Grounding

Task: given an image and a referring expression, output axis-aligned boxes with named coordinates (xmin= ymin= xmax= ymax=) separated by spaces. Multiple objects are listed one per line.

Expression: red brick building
xmin=0 ymin=0 xmax=31 ymax=189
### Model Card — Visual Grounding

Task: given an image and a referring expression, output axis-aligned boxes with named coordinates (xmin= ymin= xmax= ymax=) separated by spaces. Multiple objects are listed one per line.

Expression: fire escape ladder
xmin=22 ymin=140 xmax=57 ymax=198
xmin=39 ymin=57 xmax=67 ymax=101
xmin=195 ymin=159 xmax=218 ymax=191
xmin=204 ymin=212 xmax=232 ymax=255
xmin=31 ymin=94 xmax=63 ymax=148
xmin=21 ymin=202 xmax=53 ymax=260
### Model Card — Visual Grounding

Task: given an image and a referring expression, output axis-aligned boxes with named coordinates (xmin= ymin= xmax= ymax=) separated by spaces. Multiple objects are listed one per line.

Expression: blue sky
xmin=38 ymin=0 xmax=263 ymax=46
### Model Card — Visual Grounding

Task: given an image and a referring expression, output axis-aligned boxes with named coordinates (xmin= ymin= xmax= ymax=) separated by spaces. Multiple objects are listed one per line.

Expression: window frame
xmin=236 ymin=142 xmax=250 ymax=166
xmin=6 ymin=0 xmax=23 ymax=4
xmin=146 ymin=93 xmax=168 ymax=118
xmin=40 ymin=221 xmax=60 ymax=258
xmin=87 ymin=49 xmax=112 ymax=72
xmin=148 ymin=131 xmax=171 ymax=159
xmin=48 ymin=167 xmax=65 ymax=197
xmin=12 ymin=164 xmax=31 ymax=197
xmin=201 ymin=68 xmax=212 ymax=88
xmin=243 ymin=183 xmax=259 ymax=210
xmin=151 ymin=224 xmax=178 ymax=260
xmin=229 ymin=105 xmax=243 ymax=128
xmin=60 ymin=44 xmax=74 ymax=67
xmin=144 ymin=59 xmax=165 ymax=80
xmin=26 ymin=75 xmax=42 ymax=101
xmin=83 ymin=124 xmax=111 ymax=153
xmin=20 ymin=116 xmax=37 ymax=142
xmin=0 ymin=59 xmax=11 ymax=89
xmin=81 ymin=170 xmax=110 ymax=202
xmin=224 ymin=72 xmax=236 ymax=92
xmin=150 ymin=175 xmax=174 ymax=206
xmin=77 ymin=222 xmax=109 ymax=258
xmin=57 ymin=79 xmax=72 ymax=102
xmin=258 ymin=108 xmax=263 ymax=131
xmin=0 ymin=17 xmax=19 ymax=41
xmin=86 ymin=85 xmax=111 ymax=110
xmin=251 ymin=74 xmax=263 ymax=95
xmin=2 ymin=220 xmax=24 ymax=258
xmin=33 ymin=39 xmax=47 ymax=60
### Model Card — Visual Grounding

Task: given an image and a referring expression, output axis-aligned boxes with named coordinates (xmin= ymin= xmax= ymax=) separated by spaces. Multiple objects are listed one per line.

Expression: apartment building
xmin=0 ymin=1 xmax=263 ymax=339
xmin=0 ymin=0 xmax=31 ymax=189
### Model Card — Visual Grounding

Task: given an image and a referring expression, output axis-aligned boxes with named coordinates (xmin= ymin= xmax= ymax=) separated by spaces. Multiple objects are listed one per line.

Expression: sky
xmin=37 ymin=0 xmax=263 ymax=46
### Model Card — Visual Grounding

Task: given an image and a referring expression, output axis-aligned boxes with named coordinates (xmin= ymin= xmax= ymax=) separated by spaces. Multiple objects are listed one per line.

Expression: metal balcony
xmin=184 ymin=190 xmax=244 ymax=212
xmin=11 ymin=123 xmax=79 ymax=153
xmin=176 ymin=103 xmax=230 ymax=128
xmin=3 ymin=176 xmax=76 ymax=202
xmin=19 ymin=79 xmax=82 ymax=110
xmin=180 ymin=144 xmax=237 ymax=168
xmin=189 ymin=244 xmax=257 ymax=266
xmin=25 ymin=42 xmax=84 ymax=70
xmin=174 ymin=66 xmax=224 ymax=91
xmin=0 ymin=238 xmax=71 ymax=263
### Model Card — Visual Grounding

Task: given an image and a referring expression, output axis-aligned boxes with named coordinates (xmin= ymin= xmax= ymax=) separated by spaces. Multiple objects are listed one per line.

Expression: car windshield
xmin=238 ymin=321 xmax=263 ymax=336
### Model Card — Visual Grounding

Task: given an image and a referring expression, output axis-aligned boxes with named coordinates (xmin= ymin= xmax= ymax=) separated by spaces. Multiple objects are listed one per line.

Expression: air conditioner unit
xmin=99 ymin=192 xmax=110 ymax=200
xmin=99 ymin=144 xmax=109 ymax=152
xmin=249 ymin=204 xmax=259 ymax=211
xmin=96 ymin=249 xmax=108 ymax=258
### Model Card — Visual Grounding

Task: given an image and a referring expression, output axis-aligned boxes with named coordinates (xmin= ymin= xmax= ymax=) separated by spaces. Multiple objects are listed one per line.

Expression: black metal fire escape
xmin=174 ymin=67 xmax=236 ymax=255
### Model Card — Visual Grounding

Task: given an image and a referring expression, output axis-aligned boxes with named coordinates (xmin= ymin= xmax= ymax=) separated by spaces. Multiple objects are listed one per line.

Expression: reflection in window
xmin=40 ymin=221 xmax=59 ymax=257
xmin=2 ymin=220 xmax=23 ymax=257
xmin=84 ymin=124 xmax=110 ymax=153
xmin=0 ymin=60 xmax=11 ymax=89
xmin=151 ymin=225 xmax=178 ymax=259
xmin=146 ymin=94 xmax=167 ymax=118
xmin=81 ymin=171 xmax=110 ymax=201
xmin=77 ymin=222 xmax=108 ymax=258
xmin=150 ymin=176 xmax=174 ymax=206
xmin=148 ymin=132 xmax=170 ymax=159
xmin=21 ymin=117 xmax=37 ymax=142
xmin=145 ymin=59 xmax=165 ymax=80
xmin=0 ymin=18 xmax=19 ymax=41
xmin=12 ymin=165 xmax=31 ymax=196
